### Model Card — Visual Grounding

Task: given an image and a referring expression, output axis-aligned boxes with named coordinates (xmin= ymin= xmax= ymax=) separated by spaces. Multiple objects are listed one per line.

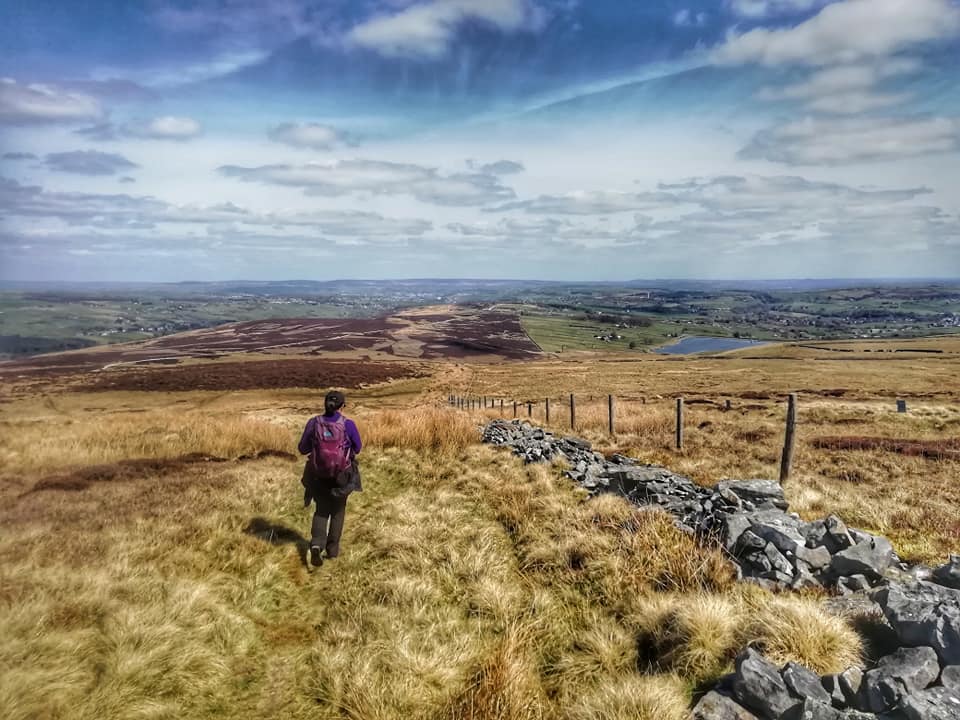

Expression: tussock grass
xmin=359 ymin=406 xmax=478 ymax=453
xmin=0 ymin=409 xmax=292 ymax=477
xmin=0 ymin=387 xmax=871 ymax=719
xmin=564 ymin=674 xmax=690 ymax=720
xmin=630 ymin=590 xmax=862 ymax=686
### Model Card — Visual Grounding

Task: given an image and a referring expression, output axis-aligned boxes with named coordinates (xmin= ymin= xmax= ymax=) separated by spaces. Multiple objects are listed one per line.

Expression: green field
xmin=0 ymin=293 xmax=363 ymax=358
xmin=519 ymin=311 xmax=677 ymax=352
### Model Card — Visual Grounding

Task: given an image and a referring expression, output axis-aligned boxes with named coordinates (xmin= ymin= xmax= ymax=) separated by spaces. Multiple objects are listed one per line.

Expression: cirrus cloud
xmin=0 ymin=78 xmax=103 ymax=126
xmin=218 ymin=159 xmax=516 ymax=206
xmin=740 ymin=115 xmax=960 ymax=165
xmin=43 ymin=150 xmax=139 ymax=176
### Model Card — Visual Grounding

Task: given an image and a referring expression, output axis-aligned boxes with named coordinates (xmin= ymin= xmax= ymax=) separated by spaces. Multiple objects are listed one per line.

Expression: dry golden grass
xmin=357 ymin=406 xmax=478 ymax=453
xmin=0 ymin=384 xmax=868 ymax=720
xmin=444 ymin=353 xmax=960 ymax=564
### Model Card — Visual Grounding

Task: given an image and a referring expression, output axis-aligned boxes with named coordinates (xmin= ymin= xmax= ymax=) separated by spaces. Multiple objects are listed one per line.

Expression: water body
xmin=655 ymin=336 xmax=770 ymax=355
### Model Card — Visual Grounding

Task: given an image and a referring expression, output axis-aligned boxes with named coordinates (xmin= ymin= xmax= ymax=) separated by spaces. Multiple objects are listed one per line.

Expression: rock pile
xmin=692 ymin=643 xmax=960 ymax=719
xmin=483 ymin=420 xmax=900 ymax=592
xmin=482 ymin=420 xmax=960 ymax=719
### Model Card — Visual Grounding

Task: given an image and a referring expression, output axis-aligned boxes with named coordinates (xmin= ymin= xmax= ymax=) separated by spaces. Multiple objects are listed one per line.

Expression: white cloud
xmin=490 ymin=190 xmax=672 ymax=215
xmin=0 ymin=78 xmax=103 ymax=125
xmin=740 ymin=115 xmax=960 ymax=164
xmin=123 ymin=116 xmax=203 ymax=140
xmin=268 ymin=122 xmax=342 ymax=150
xmin=0 ymin=177 xmax=432 ymax=239
xmin=347 ymin=0 xmax=545 ymax=58
xmin=729 ymin=0 xmax=828 ymax=18
xmin=758 ymin=58 xmax=921 ymax=113
xmin=43 ymin=150 xmax=139 ymax=176
xmin=674 ymin=9 xmax=708 ymax=27
xmin=218 ymin=159 xmax=516 ymax=206
xmin=468 ymin=159 xmax=525 ymax=175
xmin=714 ymin=0 xmax=960 ymax=67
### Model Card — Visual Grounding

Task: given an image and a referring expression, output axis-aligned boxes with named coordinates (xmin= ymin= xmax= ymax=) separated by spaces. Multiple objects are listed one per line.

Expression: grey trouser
xmin=311 ymin=492 xmax=348 ymax=557
xmin=302 ymin=461 xmax=349 ymax=557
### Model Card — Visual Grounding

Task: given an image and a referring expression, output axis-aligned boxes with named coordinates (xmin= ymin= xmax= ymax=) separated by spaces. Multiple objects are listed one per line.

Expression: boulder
xmin=783 ymin=662 xmax=832 ymax=705
xmin=874 ymin=582 xmax=960 ymax=666
xmin=932 ymin=555 xmax=960 ymax=590
xmin=823 ymin=515 xmax=855 ymax=553
xmin=691 ymin=690 xmax=760 ymax=720
xmin=941 ymin=665 xmax=960 ymax=692
xmin=862 ymin=646 xmax=940 ymax=713
xmin=900 ymin=686 xmax=960 ymax=720
xmin=821 ymin=667 xmax=863 ymax=710
xmin=732 ymin=648 xmax=800 ymax=719
xmin=830 ymin=537 xmax=897 ymax=581
xmin=782 ymin=699 xmax=875 ymax=719
xmin=718 ymin=480 xmax=789 ymax=511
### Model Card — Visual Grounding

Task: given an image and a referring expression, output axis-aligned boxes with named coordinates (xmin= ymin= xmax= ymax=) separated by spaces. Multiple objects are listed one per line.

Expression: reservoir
xmin=655 ymin=336 xmax=770 ymax=355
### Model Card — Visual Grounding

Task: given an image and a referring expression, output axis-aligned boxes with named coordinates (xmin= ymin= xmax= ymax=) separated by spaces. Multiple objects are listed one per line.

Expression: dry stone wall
xmin=482 ymin=420 xmax=960 ymax=720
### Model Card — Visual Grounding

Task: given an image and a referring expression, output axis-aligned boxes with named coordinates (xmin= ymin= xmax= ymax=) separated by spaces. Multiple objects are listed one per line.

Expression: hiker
xmin=298 ymin=390 xmax=362 ymax=567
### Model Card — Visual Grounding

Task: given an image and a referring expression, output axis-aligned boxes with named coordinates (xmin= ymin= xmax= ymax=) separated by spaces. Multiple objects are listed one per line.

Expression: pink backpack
xmin=310 ymin=416 xmax=352 ymax=479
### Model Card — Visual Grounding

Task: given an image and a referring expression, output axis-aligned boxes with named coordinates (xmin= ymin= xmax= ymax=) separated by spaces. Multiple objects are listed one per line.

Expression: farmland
xmin=3 ymin=280 xmax=958 ymax=360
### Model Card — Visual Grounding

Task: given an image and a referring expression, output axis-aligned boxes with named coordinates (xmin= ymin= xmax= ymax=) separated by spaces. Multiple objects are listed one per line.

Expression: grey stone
xmin=874 ymin=582 xmax=960 ymax=665
xmin=839 ymin=575 xmax=873 ymax=592
xmin=732 ymin=648 xmax=800 ymax=719
xmin=796 ymin=544 xmax=833 ymax=571
xmin=942 ymin=665 xmax=960 ymax=692
xmin=824 ymin=515 xmax=855 ymax=553
xmin=802 ymin=519 xmax=829 ymax=548
xmin=900 ymin=686 xmax=960 ymax=720
xmin=933 ymin=555 xmax=960 ymax=590
xmin=764 ymin=542 xmax=796 ymax=577
xmin=839 ymin=667 xmax=864 ymax=709
xmin=821 ymin=668 xmax=866 ymax=711
xmin=784 ymin=662 xmax=832 ymax=705
xmin=736 ymin=530 xmax=768 ymax=554
xmin=719 ymin=486 xmax=743 ymax=508
xmin=821 ymin=674 xmax=847 ymax=708
xmin=831 ymin=536 xmax=897 ymax=581
xmin=691 ymin=690 xmax=760 ymax=720
xmin=718 ymin=479 xmax=789 ymax=511
xmin=753 ymin=516 xmax=807 ymax=556
xmin=863 ymin=646 xmax=940 ymax=713
xmin=783 ymin=698 xmax=878 ymax=720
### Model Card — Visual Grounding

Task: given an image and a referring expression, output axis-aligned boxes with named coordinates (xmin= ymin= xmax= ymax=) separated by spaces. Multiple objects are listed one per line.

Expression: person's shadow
xmin=243 ymin=517 xmax=309 ymax=568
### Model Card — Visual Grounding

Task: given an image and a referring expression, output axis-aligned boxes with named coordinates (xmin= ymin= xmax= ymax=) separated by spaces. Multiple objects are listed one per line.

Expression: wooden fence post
xmin=570 ymin=394 xmax=576 ymax=430
xmin=527 ymin=402 xmax=532 ymax=418
xmin=545 ymin=398 xmax=550 ymax=424
xmin=676 ymin=397 xmax=684 ymax=450
xmin=779 ymin=393 xmax=798 ymax=484
xmin=608 ymin=394 xmax=615 ymax=435
xmin=725 ymin=399 xmax=732 ymax=411
xmin=500 ymin=398 xmax=504 ymax=413
xmin=897 ymin=399 xmax=907 ymax=413
xmin=513 ymin=401 xmax=517 ymax=418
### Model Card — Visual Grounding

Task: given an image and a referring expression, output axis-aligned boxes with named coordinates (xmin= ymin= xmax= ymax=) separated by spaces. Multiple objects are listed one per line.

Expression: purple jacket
xmin=298 ymin=412 xmax=362 ymax=457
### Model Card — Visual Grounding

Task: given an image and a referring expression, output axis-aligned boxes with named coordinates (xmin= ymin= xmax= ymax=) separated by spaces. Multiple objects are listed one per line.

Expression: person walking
xmin=298 ymin=390 xmax=362 ymax=567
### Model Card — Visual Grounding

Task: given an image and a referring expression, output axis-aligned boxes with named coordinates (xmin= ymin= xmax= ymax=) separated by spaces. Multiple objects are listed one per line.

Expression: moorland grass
xmin=0 ymin=397 xmax=863 ymax=720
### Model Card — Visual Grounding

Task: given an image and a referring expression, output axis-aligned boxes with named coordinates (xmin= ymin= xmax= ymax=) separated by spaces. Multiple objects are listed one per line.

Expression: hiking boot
xmin=310 ymin=546 xmax=323 ymax=567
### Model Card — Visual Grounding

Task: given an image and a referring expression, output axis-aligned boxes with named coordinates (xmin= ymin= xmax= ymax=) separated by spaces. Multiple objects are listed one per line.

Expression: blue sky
xmin=1 ymin=0 xmax=959 ymax=281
